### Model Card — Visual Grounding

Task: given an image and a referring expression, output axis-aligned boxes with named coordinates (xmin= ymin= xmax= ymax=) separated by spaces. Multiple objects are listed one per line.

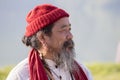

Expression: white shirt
xmin=6 ymin=58 xmax=93 ymax=80
xmin=45 ymin=59 xmax=72 ymax=80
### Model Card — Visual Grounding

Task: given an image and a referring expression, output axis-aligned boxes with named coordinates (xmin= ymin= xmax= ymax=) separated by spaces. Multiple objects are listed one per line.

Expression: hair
xmin=22 ymin=23 xmax=54 ymax=50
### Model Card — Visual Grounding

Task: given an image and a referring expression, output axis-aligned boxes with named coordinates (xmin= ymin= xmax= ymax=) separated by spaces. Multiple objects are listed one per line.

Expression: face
xmin=46 ymin=17 xmax=73 ymax=52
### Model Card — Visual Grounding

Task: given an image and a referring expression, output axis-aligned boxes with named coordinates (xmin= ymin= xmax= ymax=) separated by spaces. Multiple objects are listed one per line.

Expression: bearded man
xmin=6 ymin=4 xmax=93 ymax=80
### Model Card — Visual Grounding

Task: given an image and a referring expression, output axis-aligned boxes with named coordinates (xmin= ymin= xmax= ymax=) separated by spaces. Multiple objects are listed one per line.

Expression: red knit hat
xmin=25 ymin=4 xmax=69 ymax=37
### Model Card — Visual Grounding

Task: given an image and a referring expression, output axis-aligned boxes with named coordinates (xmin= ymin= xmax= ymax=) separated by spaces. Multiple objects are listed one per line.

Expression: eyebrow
xmin=61 ymin=24 xmax=71 ymax=29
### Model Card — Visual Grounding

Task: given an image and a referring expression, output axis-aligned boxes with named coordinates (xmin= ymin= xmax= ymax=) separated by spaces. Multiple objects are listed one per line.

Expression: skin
xmin=38 ymin=17 xmax=73 ymax=60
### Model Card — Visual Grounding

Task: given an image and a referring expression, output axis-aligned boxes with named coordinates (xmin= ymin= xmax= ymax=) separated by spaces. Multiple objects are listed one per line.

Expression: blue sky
xmin=0 ymin=0 xmax=120 ymax=67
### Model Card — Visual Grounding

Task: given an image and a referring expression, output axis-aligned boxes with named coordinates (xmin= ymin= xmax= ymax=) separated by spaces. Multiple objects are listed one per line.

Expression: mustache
xmin=63 ymin=40 xmax=74 ymax=49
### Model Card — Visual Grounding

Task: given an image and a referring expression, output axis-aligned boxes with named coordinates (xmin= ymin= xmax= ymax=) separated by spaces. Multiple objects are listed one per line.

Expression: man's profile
xmin=6 ymin=4 xmax=93 ymax=80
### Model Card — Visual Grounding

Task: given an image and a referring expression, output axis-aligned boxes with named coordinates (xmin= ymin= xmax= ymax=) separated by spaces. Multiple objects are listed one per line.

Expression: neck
xmin=43 ymin=54 xmax=54 ymax=60
xmin=38 ymin=50 xmax=54 ymax=61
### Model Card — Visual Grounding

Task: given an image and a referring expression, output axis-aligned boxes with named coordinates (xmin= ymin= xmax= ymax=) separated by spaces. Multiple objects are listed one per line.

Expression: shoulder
xmin=6 ymin=58 xmax=29 ymax=80
xmin=78 ymin=61 xmax=93 ymax=80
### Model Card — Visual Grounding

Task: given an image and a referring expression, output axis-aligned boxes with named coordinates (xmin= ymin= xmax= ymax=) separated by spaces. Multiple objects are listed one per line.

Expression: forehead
xmin=52 ymin=17 xmax=70 ymax=30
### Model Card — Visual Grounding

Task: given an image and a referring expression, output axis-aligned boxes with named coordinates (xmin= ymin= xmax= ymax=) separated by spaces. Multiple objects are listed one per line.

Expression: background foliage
xmin=87 ymin=63 xmax=120 ymax=80
xmin=0 ymin=63 xmax=120 ymax=80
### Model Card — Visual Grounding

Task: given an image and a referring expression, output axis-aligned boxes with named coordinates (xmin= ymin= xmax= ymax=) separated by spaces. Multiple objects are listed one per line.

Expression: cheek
xmin=51 ymin=32 xmax=67 ymax=48
xmin=53 ymin=37 xmax=65 ymax=48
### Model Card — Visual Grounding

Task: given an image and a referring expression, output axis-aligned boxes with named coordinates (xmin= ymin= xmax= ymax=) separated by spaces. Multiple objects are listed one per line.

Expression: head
xmin=22 ymin=4 xmax=77 ymax=71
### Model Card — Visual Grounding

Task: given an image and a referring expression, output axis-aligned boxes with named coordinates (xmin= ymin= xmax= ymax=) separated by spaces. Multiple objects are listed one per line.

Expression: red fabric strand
xmin=73 ymin=61 xmax=88 ymax=80
xmin=29 ymin=49 xmax=48 ymax=80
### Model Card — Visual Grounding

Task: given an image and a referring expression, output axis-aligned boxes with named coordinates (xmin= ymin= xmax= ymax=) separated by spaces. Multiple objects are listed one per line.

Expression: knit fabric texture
xmin=25 ymin=4 xmax=69 ymax=37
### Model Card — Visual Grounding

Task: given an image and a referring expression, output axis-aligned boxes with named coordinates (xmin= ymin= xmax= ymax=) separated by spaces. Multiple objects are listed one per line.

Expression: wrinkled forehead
xmin=52 ymin=17 xmax=71 ymax=30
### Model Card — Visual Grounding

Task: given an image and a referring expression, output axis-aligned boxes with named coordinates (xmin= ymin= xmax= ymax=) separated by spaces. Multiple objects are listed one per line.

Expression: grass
xmin=0 ymin=63 xmax=120 ymax=80
xmin=86 ymin=63 xmax=120 ymax=80
xmin=0 ymin=66 xmax=13 ymax=80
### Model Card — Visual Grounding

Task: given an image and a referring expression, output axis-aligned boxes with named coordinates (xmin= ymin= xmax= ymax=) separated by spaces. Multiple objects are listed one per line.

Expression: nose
xmin=66 ymin=31 xmax=73 ymax=40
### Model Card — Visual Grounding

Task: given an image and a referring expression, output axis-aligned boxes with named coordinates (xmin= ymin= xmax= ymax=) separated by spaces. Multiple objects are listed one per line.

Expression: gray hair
xmin=22 ymin=24 xmax=54 ymax=49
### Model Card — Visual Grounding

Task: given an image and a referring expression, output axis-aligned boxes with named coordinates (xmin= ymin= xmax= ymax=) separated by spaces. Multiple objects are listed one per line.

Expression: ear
xmin=36 ymin=32 xmax=46 ymax=45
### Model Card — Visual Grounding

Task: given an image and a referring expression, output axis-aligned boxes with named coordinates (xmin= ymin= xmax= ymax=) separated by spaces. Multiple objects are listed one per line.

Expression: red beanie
xmin=25 ymin=4 xmax=69 ymax=37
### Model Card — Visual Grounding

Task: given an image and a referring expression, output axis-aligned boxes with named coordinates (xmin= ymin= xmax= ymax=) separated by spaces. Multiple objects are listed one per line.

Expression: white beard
xmin=44 ymin=39 xmax=78 ymax=71
xmin=51 ymin=40 xmax=78 ymax=71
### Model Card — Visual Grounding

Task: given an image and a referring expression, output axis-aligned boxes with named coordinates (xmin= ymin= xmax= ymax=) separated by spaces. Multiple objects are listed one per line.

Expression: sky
xmin=0 ymin=0 xmax=120 ymax=67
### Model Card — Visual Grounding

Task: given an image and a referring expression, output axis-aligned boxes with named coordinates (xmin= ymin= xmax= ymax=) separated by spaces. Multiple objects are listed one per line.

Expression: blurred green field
xmin=0 ymin=63 xmax=120 ymax=80
xmin=0 ymin=66 xmax=13 ymax=80
xmin=86 ymin=63 xmax=120 ymax=80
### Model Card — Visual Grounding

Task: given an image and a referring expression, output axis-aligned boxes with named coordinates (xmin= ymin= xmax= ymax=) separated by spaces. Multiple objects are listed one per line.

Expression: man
xmin=6 ymin=4 xmax=93 ymax=80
